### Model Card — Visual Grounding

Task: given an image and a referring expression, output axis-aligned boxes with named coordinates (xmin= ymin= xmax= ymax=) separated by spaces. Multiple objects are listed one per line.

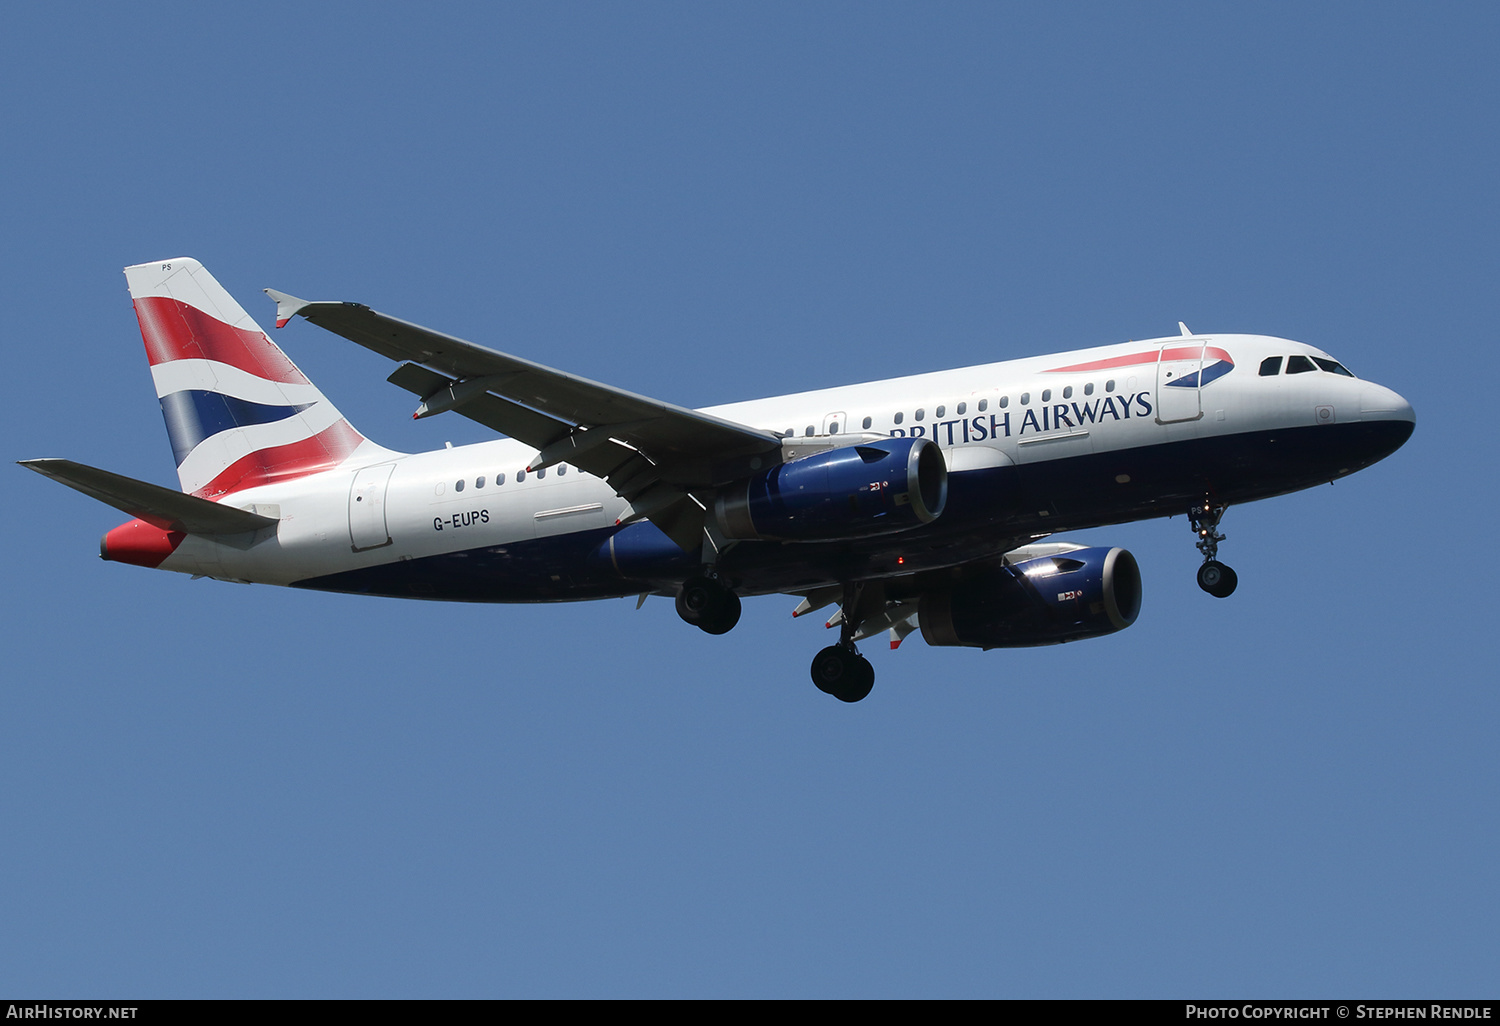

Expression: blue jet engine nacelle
xmin=713 ymin=436 xmax=947 ymax=542
xmin=918 ymin=546 xmax=1143 ymax=648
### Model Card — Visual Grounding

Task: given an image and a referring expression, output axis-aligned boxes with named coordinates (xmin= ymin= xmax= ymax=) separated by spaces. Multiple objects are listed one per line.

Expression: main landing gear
xmin=673 ymin=573 xmax=877 ymax=703
xmin=675 ymin=574 xmax=742 ymax=635
xmin=1189 ymin=499 xmax=1238 ymax=598
xmin=810 ymin=643 xmax=875 ymax=704
xmin=808 ymin=581 xmax=878 ymax=703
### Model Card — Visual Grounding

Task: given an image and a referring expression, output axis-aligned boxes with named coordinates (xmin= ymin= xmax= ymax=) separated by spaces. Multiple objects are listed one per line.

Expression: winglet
xmin=1178 ymin=321 xmax=1193 ymax=337
xmin=264 ymin=288 xmax=312 ymax=329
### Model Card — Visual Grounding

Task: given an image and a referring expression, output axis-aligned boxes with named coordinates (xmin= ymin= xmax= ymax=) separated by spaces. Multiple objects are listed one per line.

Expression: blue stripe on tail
xmin=159 ymin=390 xmax=313 ymax=466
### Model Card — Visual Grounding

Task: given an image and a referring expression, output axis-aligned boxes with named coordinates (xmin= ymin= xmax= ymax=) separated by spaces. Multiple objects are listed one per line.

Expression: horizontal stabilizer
xmin=19 ymin=459 xmax=279 ymax=535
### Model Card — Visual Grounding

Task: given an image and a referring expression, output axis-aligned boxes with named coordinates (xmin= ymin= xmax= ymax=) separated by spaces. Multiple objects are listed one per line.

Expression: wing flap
xmin=386 ymin=362 xmax=574 ymax=450
xmin=385 ymin=362 xmax=661 ymax=500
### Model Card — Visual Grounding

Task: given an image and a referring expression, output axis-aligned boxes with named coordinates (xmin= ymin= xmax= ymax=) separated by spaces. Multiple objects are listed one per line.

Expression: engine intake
xmin=919 ymin=546 xmax=1142 ymax=648
xmin=714 ymin=436 xmax=947 ymax=542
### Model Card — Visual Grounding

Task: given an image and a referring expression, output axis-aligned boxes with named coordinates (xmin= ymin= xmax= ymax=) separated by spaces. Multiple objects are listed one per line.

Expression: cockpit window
xmin=1313 ymin=357 xmax=1354 ymax=377
xmin=1259 ymin=356 xmax=1283 ymax=376
xmin=1286 ymin=355 xmax=1316 ymax=374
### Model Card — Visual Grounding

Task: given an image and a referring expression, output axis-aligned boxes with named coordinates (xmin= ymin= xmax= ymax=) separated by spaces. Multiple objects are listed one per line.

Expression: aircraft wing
xmin=265 ymin=290 xmax=782 ymax=550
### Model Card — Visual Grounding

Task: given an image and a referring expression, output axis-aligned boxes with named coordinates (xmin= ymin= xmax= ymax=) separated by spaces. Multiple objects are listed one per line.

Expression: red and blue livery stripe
xmin=1046 ymin=345 xmax=1235 ymax=387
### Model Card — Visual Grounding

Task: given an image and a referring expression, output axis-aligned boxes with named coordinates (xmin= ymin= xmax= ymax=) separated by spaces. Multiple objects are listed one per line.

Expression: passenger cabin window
xmin=999 ymin=395 xmax=1009 ymax=408
xmin=979 ymin=399 xmax=988 ymax=412
xmin=1287 ymin=355 xmax=1316 ymax=374
xmin=1041 ymin=389 xmax=1051 ymax=402
xmin=1020 ymin=392 xmax=1030 ymax=405
xmin=915 ymin=409 xmax=925 ymax=421
xmin=516 ymin=469 xmax=526 ymax=482
xmin=454 ymin=479 xmax=464 ymax=492
xmin=1260 ymin=356 xmax=1283 ymax=376
xmin=957 ymin=402 xmax=966 ymax=415
xmin=862 ymin=416 xmax=872 ymax=429
xmin=1084 ymin=382 xmax=1094 ymax=396
xmin=557 ymin=465 xmax=567 ymax=476
xmin=805 ymin=425 xmax=815 ymax=436
xmin=1314 ymin=358 xmax=1354 ymax=377
xmin=935 ymin=406 xmax=945 ymax=418
xmin=1062 ymin=386 xmax=1072 ymax=399
xmin=476 ymin=476 xmax=486 ymax=488
xmin=1105 ymin=379 xmax=1115 ymax=392
xmin=894 ymin=412 xmax=904 ymax=425
xmin=496 ymin=473 xmax=506 ymax=486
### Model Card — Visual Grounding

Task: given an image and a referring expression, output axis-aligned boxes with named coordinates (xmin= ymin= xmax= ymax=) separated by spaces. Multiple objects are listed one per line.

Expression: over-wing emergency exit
xmin=22 ymin=259 xmax=1414 ymax=702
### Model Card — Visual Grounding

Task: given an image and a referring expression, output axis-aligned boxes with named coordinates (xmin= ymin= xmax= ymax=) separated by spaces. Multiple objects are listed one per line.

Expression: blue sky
xmin=3 ymin=3 xmax=1496 ymax=998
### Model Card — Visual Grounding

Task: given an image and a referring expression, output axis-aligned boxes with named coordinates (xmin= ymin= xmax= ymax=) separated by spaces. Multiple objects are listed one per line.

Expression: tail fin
xmin=125 ymin=258 xmax=372 ymax=499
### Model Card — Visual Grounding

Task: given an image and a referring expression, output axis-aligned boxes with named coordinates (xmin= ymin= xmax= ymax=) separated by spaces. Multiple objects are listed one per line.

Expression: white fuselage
xmin=154 ymin=331 xmax=1411 ymax=596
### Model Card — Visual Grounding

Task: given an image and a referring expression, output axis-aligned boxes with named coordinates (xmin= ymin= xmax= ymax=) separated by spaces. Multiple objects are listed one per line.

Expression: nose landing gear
xmin=1189 ymin=500 xmax=1237 ymax=598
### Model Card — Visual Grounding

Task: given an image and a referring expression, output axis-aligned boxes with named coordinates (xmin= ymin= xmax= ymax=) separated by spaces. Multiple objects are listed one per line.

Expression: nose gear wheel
xmin=1197 ymin=559 xmax=1238 ymax=598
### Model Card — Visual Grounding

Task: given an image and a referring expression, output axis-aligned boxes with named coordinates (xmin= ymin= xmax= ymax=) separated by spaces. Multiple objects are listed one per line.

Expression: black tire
xmin=676 ymin=576 xmax=741 ymax=634
xmin=834 ymin=655 xmax=875 ymax=703
xmin=810 ymin=646 xmax=875 ymax=702
xmin=699 ymin=590 xmax=741 ymax=635
xmin=1197 ymin=560 xmax=1238 ymax=598
xmin=676 ymin=576 xmax=714 ymax=623
xmin=1211 ymin=563 xmax=1238 ymax=598
xmin=810 ymin=645 xmax=853 ymax=694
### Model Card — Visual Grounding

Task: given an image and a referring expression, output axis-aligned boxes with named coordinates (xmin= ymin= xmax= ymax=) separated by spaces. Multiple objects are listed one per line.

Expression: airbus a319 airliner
xmin=23 ymin=259 xmax=1414 ymax=702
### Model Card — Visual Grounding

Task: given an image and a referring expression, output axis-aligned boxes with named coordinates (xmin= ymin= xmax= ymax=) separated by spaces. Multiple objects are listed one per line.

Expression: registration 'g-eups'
xmin=24 ymin=259 xmax=1414 ymax=702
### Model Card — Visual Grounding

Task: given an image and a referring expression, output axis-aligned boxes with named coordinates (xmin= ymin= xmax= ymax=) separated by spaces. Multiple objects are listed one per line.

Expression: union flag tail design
xmin=125 ymin=258 xmax=372 ymax=499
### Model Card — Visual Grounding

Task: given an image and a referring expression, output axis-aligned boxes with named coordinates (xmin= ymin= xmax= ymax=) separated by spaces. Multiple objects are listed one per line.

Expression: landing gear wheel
xmin=1197 ymin=560 xmax=1238 ymax=598
xmin=675 ymin=576 xmax=742 ymax=635
xmin=707 ymin=591 xmax=741 ymax=634
xmin=810 ymin=645 xmax=875 ymax=703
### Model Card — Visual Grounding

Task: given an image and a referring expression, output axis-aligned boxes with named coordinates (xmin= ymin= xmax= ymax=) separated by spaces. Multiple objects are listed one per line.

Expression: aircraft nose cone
xmin=1346 ymin=382 xmax=1414 ymax=468
xmin=1360 ymin=382 xmax=1415 ymax=424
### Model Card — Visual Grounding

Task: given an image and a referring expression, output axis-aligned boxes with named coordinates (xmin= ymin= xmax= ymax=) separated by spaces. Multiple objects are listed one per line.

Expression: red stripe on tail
xmin=191 ymin=419 xmax=366 ymax=499
xmin=133 ymin=296 xmax=310 ymax=384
